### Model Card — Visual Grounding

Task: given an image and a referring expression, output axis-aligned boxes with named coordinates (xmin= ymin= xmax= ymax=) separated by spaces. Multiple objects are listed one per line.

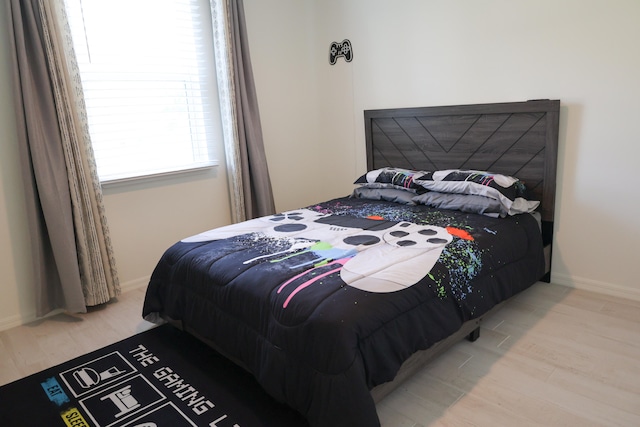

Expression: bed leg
xmin=467 ymin=326 xmax=480 ymax=342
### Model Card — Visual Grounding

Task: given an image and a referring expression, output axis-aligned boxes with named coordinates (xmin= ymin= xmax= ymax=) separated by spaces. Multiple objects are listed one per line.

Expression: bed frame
xmin=168 ymin=100 xmax=561 ymax=418
xmin=365 ymin=99 xmax=560 ymax=402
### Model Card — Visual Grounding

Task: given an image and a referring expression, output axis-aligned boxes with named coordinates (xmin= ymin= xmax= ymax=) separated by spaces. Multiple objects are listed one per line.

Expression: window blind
xmin=65 ymin=0 xmax=219 ymax=182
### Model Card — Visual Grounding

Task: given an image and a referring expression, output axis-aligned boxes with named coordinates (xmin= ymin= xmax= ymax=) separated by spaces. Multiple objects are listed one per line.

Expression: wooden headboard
xmin=364 ymin=100 xmax=560 ymax=275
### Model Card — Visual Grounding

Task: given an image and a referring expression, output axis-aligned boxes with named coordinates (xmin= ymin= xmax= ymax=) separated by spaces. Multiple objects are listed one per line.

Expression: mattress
xmin=142 ymin=196 xmax=545 ymax=426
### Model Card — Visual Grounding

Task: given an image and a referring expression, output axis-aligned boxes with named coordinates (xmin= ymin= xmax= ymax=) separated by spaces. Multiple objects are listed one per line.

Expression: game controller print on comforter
xmin=142 ymin=197 xmax=545 ymax=427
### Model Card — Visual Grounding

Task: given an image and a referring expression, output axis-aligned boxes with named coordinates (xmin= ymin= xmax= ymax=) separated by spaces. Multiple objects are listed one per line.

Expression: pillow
xmin=351 ymin=187 xmax=416 ymax=205
xmin=354 ymin=167 xmax=426 ymax=193
xmin=414 ymin=169 xmax=520 ymax=199
xmin=413 ymin=169 xmax=539 ymax=216
xmin=412 ymin=192 xmax=506 ymax=217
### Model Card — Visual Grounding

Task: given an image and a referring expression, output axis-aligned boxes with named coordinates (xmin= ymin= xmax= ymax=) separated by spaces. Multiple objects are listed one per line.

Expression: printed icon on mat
xmin=118 ymin=402 xmax=196 ymax=427
xmin=60 ymin=351 xmax=137 ymax=397
xmin=80 ymin=375 xmax=165 ymax=427
xmin=73 ymin=365 xmax=127 ymax=388
xmin=101 ymin=384 xmax=141 ymax=418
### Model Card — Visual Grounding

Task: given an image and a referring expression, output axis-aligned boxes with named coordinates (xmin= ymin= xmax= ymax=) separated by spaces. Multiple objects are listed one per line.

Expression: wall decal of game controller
xmin=329 ymin=39 xmax=353 ymax=65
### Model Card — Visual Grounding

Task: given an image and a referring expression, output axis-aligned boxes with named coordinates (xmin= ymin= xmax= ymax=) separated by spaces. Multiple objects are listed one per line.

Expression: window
xmin=64 ymin=0 xmax=220 ymax=182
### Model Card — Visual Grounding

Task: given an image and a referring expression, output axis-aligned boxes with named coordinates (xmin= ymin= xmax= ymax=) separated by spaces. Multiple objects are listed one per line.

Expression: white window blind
xmin=64 ymin=0 xmax=219 ymax=182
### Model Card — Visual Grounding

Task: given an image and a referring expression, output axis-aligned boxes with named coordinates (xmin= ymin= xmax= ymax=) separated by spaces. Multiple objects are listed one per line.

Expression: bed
xmin=142 ymin=99 xmax=560 ymax=426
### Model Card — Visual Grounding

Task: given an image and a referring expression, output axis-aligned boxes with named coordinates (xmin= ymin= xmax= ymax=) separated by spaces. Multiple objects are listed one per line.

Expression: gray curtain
xmin=7 ymin=0 xmax=120 ymax=316
xmin=228 ymin=0 xmax=275 ymax=219
xmin=212 ymin=0 xmax=275 ymax=221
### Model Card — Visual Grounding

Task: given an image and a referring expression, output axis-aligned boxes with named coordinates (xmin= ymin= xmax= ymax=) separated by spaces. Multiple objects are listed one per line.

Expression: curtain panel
xmin=211 ymin=0 xmax=275 ymax=222
xmin=7 ymin=0 xmax=120 ymax=316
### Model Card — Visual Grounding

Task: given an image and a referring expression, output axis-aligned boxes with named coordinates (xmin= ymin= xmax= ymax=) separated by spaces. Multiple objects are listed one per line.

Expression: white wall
xmin=241 ymin=0 xmax=331 ymax=211
xmin=245 ymin=0 xmax=640 ymax=300
xmin=101 ymin=169 xmax=231 ymax=290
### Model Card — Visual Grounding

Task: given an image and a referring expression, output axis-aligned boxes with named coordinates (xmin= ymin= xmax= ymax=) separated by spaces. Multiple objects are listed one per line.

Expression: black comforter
xmin=143 ymin=197 xmax=544 ymax=426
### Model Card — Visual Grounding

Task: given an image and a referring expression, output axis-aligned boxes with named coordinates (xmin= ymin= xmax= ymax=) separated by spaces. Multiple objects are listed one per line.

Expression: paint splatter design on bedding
xmin=308 ymin=198 xmax=488 ymax=311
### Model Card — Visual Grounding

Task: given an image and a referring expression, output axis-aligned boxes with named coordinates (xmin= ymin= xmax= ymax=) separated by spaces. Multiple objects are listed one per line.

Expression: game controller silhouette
xmin=329 ymin=39 xmax=353 ymax=65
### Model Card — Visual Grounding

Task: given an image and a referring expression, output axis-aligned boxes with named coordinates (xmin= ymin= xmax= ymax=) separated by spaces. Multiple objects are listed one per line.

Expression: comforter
xmin=142 ymin=197 xmax=545 ymax=426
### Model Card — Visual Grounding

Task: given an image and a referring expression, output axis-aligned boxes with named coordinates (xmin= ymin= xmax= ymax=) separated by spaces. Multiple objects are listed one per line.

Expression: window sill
xmin=100 ymin=162 xmax=220 ymax=190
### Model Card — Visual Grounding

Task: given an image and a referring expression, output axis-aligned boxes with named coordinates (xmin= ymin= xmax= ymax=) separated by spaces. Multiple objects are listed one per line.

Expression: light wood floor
xmin=1 ymin=282 xmax=639 ymax=426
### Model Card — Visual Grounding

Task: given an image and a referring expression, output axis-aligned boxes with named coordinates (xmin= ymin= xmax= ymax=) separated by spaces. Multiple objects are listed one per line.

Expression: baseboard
xmin=119 ymin=276 xmax=150 ymax=293
xmin=0 ymin=277 xmax=150 ymax=332
xmin=0 ymin=308 xmax=66 ymax=332
xmin=0 ymin=313 xmax=33 ymax=332
xmin=552 ymin=272 xmax=640 ymax=302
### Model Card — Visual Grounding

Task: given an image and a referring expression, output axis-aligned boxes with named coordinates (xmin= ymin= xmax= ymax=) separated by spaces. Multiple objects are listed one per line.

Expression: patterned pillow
xmin=351 ymin=187 xmax=416 ymax=205
xmin=354 ymin=167 xmax=426 ymax=193
xmin=413 ymin=169 xmax=539 ymax=215
xmin=412 ymin=192 xmax=506 ymax=217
